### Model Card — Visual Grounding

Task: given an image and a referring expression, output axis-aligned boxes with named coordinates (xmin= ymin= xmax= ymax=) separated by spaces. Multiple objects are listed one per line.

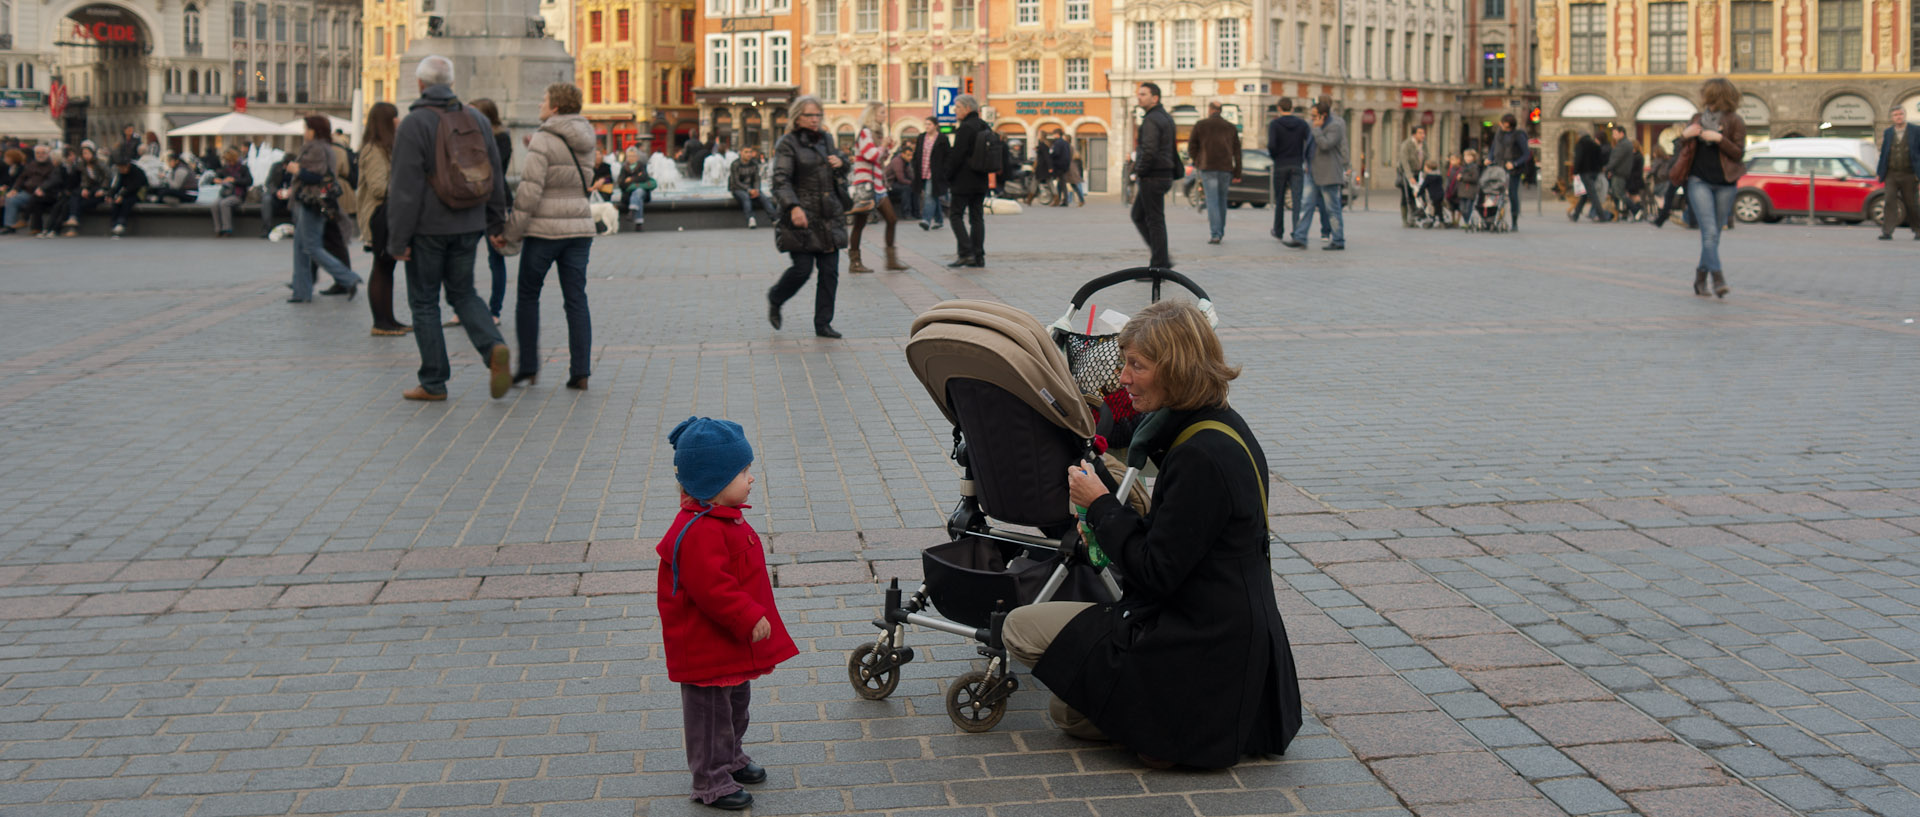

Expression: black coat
xmin=1572 ymin=135 xmax=1605 ymax=175
xmin=771 ymin=128 xmax=849 ymax=254
xmin=1035 ymin=406 xmax=1302 ymax=769
xmin=923 ymin=131 xmax=950 ymax=197
xmin=945 ymin=113 xmax=991 ymax=195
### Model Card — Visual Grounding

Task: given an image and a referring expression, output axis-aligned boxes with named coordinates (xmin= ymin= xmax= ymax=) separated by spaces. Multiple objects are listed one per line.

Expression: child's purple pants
xmin=681 ymin=681 xmax=752 ymax=803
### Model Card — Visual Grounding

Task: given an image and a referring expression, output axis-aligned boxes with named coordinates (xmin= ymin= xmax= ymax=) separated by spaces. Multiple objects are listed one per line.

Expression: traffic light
xmin=1529 ymin=106 xmax=1541 ymax=124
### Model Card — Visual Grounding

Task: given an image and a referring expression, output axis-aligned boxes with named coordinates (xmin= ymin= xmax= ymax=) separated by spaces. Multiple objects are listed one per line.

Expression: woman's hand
xmin=1068 ymin=459 xmax=1111 ymax=508
xmin=827 ymin=155 xmax=844 ymax=169
xmin=1682 ymin=123 xmax=1702 ymax=140
xmin=1701 ymin=129 xmax=1723 ymax=144
xmin=790 ymin=207 xmax=808 ymax=228
xmin=751 ymin=617 xmax=771 ymax=643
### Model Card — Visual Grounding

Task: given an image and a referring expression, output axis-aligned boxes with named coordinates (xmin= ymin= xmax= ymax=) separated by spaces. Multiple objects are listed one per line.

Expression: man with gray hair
xmin=943 ymin=93 xmax=991 ymax=266
xmin=388 ymin=54 xmax=513 ymax=402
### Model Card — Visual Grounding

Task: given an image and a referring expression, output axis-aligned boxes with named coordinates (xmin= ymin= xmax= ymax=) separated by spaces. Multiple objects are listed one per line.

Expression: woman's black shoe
xmin=511 ymin=373 xmax=537 ymax=386
xmin=565 ymin=376 xmax=589 ymax=390
xmin=320 ymin=284 xmax=351 ymax=296
xmin=706 ymin=791 xmax=753 ymax=810
xmin=286 ymin=297 xmax=310 ymax=304
xmin=346 ymin=283 xmax=358 ymax=302
xmin=730 ymin=763 xmax=766 ymax=784
xmin=767 ymin=298 xmax=782 ymax=330
xmin=815 ymin=326 xmax=842 ymax=339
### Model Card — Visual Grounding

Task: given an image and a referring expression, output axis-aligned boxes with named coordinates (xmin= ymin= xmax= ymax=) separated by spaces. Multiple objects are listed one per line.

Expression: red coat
xmin=655 ymin=498 xmax=797 ymax=684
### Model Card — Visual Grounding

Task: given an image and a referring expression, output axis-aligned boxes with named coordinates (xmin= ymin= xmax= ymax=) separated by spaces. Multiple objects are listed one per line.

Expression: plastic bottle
xmin=1073 ymin=505 xmax=1111 ymax=568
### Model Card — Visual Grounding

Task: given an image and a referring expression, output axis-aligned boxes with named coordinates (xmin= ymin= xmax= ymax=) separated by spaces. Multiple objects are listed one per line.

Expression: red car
xmin=1733 ymin=154 xmax=1885 ymax=225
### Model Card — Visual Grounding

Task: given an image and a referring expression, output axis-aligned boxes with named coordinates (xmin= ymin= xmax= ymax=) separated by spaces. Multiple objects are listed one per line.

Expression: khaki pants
xmin=1003 ymin=601 xmax=1107 ymax=741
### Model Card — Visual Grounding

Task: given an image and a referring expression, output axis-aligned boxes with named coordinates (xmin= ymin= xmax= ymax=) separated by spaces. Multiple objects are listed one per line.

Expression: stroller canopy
xmin=907 ymin=300 xmax=1098 ymax=441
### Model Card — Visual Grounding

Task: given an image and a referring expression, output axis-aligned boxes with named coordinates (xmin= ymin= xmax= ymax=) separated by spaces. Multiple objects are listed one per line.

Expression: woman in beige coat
xmin=495 ymin=82 xmax=597 ymax=390
xmin=356 ymin=102 xmax=409 ymax=335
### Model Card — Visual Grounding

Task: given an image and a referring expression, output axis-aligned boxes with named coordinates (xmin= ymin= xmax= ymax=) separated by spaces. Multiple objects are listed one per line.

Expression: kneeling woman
xmin=1004 ymin=300 xmax=1302 ymax=769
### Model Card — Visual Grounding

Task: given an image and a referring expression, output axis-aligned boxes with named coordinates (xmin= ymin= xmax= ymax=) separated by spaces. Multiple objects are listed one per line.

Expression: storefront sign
xmin=67 ymin=5 xmax=142 ymax=45
xmin=1012 ymin=100 xmax=1085 ymax=116
xmin=1399 ymin=89 xmax=1418 ymax=109
xmin=1821 ymin=94 xmax=1873 ymax=126
xmin=1634 ymin=94 xmax=1697 ymax=122
xmin=1737 ymin=94 xmax=1770 ymax=126
xmin=720 ymin=16 xmax=775 ymax=32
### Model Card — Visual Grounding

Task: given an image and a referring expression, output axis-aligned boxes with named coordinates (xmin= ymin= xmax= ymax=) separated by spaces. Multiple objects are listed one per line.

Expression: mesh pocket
xmin=1062 ymin=333 xmax=1123 ymax=397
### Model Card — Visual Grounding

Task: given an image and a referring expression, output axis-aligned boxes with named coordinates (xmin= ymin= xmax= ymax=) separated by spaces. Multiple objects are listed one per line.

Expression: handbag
xmin=1570 ymin=174 xmax=1586 ymax=198
xmin=849 ymin=178 xmax=875 ymax=213
xmin=296 ymin=147 xmax=345 ymax=219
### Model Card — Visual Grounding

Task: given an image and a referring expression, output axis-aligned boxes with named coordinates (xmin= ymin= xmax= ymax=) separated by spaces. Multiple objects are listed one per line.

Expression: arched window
xmin=188 ymin=69 xmax=199 ymax=94
xmin=212 ymin=70 xmax=221 ymax=95
xmin=0 ymin=61 xmax=10 ymax=90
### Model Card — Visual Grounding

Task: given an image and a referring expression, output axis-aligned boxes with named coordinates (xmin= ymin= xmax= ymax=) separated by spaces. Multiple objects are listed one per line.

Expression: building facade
xmin=1464 ymin=0 xmax=1540 ymax=154
xmin=692 ymin=0 xmax=800 ymax=156
xmin=1 ymin=0 xmax=360 ymax=148
xmin=1110 ymin=0 xmax=1470 ymax=191
xmin=572 ymin=0 xmax=698 ymax=152
xmin=361 ymin=0 xmax=417 ymax=106
xmin=1537 ymin=0 xmax=1920 ymax=187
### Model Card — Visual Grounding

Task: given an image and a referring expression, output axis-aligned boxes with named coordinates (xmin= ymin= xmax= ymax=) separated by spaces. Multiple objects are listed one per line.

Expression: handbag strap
xmin=1171 ymin=420 xmax=1269 ymax=527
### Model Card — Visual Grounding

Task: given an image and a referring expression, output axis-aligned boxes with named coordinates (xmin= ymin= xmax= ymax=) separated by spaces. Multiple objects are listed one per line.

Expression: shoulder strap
xmin=667 ymin=504 xmax=719 ymax=596
xmin=1172 ymin=420 xmax=1269 ymax=524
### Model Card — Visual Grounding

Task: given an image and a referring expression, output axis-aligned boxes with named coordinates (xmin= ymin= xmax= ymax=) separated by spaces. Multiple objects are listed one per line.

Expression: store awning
xmin=1635 ymin=94 xmax=1697 ymax=122
xmin=1560 ymin=94 xmax=1617 ymax=119
xmin=0 ymin=110 xmax=63 ymax=141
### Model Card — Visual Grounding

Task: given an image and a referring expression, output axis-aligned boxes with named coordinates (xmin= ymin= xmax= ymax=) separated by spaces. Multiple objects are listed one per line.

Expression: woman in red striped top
xmin=848 ymin=103 xmax=909 ymax=273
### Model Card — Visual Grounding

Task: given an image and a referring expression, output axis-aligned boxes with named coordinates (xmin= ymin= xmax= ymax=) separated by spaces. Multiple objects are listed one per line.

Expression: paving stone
xmin=1510 ymin=702 xmax=1671 ymax=746
xmin=1372 ymin=751 xmax=1537 ymax=805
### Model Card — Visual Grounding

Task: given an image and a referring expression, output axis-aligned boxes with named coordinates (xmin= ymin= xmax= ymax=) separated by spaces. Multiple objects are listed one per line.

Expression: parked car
xmin=1184 ymin=149 xmax=1275 ymax=209
xmin=1732 ymin=152 xmax=1884 ymax=225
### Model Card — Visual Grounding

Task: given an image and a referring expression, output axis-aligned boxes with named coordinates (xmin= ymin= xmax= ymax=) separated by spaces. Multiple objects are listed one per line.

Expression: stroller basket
xmin=923 ymin=534 xmax=1106 ymax=629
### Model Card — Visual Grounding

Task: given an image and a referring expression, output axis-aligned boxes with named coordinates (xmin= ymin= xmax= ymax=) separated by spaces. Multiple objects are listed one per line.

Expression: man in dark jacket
xmin=386 ymin=55 xmax=512 ymax=403
xmin=1049 ymin=133 xmax=1074 ymax=206
xmin=1570 ymin=127 xmax=1611 ymax=222
xmin=944 ymin=94 xmax=990 ymax=267
xmin=1488 ymin=113 xmax=1531 ymax=230
xmin=1189 ymin=102 xmax=1242 ymax=244
xmin=1876 ymin=105 xmax=1920 ymax=240
xmin=3 ymin=144 xmax=57 ymax=233
xmin=107 ymin=159 xmax=148 ymax=236
xmin=679 ymin=134 xmax=710 ymax=181
xmin=728 ymin=146 xmax=775 ymax=227
xmin=1604 ymin=126 xmax=1637 ymax=219
xmin=1132 ymin=83 xmax=1178 ymax=268
xmin=1266 ymin=98 xmax=1311 ymax=239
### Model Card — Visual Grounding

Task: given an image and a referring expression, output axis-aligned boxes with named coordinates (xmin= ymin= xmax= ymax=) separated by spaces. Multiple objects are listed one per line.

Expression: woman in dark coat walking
xmin=765 ymin=95 xmax=850 ymax=339
xmin=1004 ymin=300 xmax=1302 ymax=770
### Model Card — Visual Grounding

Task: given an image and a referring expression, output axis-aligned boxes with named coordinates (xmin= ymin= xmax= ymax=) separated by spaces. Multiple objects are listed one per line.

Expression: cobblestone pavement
xmin=1 ymin=198 xmax=1917 ymax=816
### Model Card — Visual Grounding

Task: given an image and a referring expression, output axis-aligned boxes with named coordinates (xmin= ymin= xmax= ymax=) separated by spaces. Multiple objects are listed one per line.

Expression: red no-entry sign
xmin=1400 ymin=89 xmax=1419 ymax=109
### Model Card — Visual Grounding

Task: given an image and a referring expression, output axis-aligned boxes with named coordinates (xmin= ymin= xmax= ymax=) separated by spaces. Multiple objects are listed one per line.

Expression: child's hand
xmin=751 ymin=618 xmax=771 ymax=643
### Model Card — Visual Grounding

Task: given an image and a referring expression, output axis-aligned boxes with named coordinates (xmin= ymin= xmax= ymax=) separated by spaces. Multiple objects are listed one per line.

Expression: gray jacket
xmin=1605 ymin=137 xmax=1636 ymax=179
xmin=386 ymin=84 xmax=508 ymax=256
xmin=1307 ymin=114 xmax=1349 ymax=187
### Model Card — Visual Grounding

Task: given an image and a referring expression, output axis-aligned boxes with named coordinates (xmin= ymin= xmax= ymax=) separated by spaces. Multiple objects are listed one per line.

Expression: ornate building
xmin=692 ymin=0 xmax=800 ymax=156
xmin=1 ymin=0 xmax=360 ymax=148
xmin=1465 ymin=0 xmax=1540 ymax=153
xmin=1110 ymin=0 xmax=1468 ymax=190
xmin=983 ymin=0 xmax=1118 ymax=192
xmin=1537 ymin=0 xmax=1920 ymax=187
xmin=573 ymin=0 xmax=698 ymax=151
xmin=361 ymin=0 xmax=418 ymax=107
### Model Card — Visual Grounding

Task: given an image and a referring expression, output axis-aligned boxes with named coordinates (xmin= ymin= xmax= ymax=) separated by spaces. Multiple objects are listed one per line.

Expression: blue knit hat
xmin=669 ymin=416 xmax=754 ymax=502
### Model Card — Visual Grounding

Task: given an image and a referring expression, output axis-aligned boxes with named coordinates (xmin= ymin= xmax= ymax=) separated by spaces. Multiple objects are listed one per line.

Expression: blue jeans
xmin=1199 ymin=169 xmax=1231 ymax=239
xmin=628 ymin=188 xmax=649 ymax=222
xmin=405 ymin=231 xmax=505 ymax=395
xmin=3 ymin=192 xmax=31 ymax=226
xmin=922 ymin=179 xmax=946 ymax=227
xmin=486 ymin=243 xmax=507 ymax=317
xmin=1292 ymin=183 xmax=1345 ymax=246
xmin=1508 ymin=176 xmax=1524 ymax=228
xmin=515 ymin=236 xmax=593 ymax=381
xmin=733 ymin=189 xmax=775 ymax=222
xmin=290 ymin=203 xmax=360 ymax=300
xmin=1271 ymin=165 xmax=1305 ymax=235
xmin=1685 ymin=177 xmax=1738 ymax=273
xmin=900 ymin=182 xmax=923 ymax=219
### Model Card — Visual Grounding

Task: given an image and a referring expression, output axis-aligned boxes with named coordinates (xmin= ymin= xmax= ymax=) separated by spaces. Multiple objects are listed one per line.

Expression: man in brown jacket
xmin=1189 ymin=102 xmax=1242 ymax=243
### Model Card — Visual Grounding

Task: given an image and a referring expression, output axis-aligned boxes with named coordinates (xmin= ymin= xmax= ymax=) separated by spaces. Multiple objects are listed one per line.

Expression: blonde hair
xmin=859 ymin=102 xmax=887 ymax=134
xmin=1116 ymin=300 xmax=1240 ymax=411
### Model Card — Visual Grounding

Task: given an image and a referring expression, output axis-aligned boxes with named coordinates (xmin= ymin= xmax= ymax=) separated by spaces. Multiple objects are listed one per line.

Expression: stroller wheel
xmin=848 ymin=643 xmax=904 ymax=700
xmin=945 ymin=669 xmax=1015 ymax=733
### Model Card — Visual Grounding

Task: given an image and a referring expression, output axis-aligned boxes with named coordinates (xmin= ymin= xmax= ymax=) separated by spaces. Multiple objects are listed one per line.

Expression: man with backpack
xmin=1132 ymin=82 xmax=1178 ymax=269
xmin=944 ymin=94 xmax=992 ymax=268
xmin=387 ymin=55 xmax=513 ymax=403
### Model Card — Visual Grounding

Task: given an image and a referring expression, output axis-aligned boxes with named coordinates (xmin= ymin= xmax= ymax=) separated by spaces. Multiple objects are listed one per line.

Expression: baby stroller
xmin=1468 ymin=165 xmax=1511 ymax=233
xmin=850 ymin=269 xmax=1216 ymax=733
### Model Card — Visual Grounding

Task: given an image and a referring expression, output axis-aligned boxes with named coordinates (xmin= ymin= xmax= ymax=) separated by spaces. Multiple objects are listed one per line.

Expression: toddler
xmin=656 ymin=417 xmax=797 ymax=811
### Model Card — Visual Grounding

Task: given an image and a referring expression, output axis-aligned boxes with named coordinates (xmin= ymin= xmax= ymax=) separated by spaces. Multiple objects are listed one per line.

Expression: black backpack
xmin=968 ymin=128 xmax=1004 ymax=174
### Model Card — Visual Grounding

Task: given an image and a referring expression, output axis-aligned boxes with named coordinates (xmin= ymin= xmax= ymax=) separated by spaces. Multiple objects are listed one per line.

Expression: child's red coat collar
xmin=680 ymin=496 xmax=749 ymax=518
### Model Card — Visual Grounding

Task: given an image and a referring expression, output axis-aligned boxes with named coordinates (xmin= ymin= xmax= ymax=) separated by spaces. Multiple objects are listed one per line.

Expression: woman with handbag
xmin=282 ymin=115 xmax=362 ymax=304
xmin=766 ymin=95 xmax=849 ymax=339
xmin=1673 ymin=78 xmax=1746 ymax=298
xmin=846 ymin=103 xmax=907 ymax=273
xmin=496 ymin=82 xmax=598 ymax=391
xmin=357 ymin=102 xmax=410 ymax=336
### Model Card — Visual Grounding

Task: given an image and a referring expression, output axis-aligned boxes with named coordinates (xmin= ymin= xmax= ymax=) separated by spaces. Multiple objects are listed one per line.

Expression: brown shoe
xmin=884 ymin=247 xmax=908 ymax=271
xmin=488 ymin=344 xmax=512 ymax=399
xmin=848 ymin=248 xmax=873 ymax=273
xmin=402 ymin=386 xmax=446 ymax=401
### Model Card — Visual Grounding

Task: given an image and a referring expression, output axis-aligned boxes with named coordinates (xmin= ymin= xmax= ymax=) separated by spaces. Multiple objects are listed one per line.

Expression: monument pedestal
xmin=398 ymin=0 xmax=574 ymax=172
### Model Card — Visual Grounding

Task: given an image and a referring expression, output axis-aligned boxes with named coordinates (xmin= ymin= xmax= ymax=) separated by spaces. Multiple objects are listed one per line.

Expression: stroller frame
xmin=849 ymin=269 xmax=1214 ymax=733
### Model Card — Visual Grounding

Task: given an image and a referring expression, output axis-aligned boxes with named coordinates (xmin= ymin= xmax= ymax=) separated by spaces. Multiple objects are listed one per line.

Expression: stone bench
xmin=70 ymin=201 xmax=271 ymax=238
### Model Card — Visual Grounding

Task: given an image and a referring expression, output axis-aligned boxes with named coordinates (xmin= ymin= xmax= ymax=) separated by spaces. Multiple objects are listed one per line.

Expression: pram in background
xmin=849 ymin=269 xmax=1215 ymax=733
xmin=1467 ymin=164 xmax=1512 ymax=233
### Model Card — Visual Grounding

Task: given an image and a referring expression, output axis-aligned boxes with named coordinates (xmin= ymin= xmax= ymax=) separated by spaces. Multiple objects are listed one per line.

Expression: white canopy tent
xmin=164 ymin=112 xmax=293 ymax=137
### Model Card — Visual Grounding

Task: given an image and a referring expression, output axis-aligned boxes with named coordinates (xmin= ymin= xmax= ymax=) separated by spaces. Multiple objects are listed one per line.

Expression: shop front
xmin=1820 ymin=94 xmax=1876 ymax=141
xmin=695 ymin=87 xmax=796 ymax=156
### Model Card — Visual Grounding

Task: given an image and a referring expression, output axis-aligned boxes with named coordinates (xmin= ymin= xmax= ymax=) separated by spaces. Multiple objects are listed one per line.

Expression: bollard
xmin=1807 ymin=171 xmax=1817 ymax=224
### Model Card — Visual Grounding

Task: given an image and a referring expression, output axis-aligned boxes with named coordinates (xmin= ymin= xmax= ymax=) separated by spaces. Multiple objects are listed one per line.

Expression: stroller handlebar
xmin=1066 ymin=267 xmax=1212 ymax=312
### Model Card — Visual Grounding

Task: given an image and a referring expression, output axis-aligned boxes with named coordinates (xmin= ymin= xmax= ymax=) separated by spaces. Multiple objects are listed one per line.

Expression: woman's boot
xmin=848 ymin=248 xmax=873 ymax=273
xmin=1692 ymin=268 xmax=1709 ymax=297
xmin=884 ymin=247 xmax=908 ymax=270
xmin=1710 ymin=269 xmax=1729 ymax=298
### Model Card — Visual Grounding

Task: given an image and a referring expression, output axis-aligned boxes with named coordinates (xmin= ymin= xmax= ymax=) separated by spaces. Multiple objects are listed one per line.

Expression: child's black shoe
xmin=706 ymin=791 xmax=753 ymax=810
xmin=731 ymin=763 xmax=767 ymax=784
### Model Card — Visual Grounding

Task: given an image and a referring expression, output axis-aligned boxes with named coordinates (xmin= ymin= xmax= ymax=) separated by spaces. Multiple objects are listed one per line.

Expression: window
xmin=1363 ymin=27 xmax=1374 ymax=78
xmin=295 ymin=12 xmax=306 ymax=43
xmin=770 ymin=34 xmax=790 ymax=84
xmin=907 ymin=62 xmax=928 ymax=99
xmin=1569 ymin=3 xmax=1605 ymax=73
xmin=739 ymin=35 xmax=760 ymax=84
xmin=618 ymin=9 xmax=629 ymax=40
xmin=184 ymin=5 xmax=202 ymax=54
xmin=1732 ymin=2 xmax=1773 ymax=71
xmin=189 ymin=70 xmax=199 ymax=94
xmin=906 ymin=0 xmax=927 ymax=31
xmin=1016 ymin=0 xmax=1038 ymax=25
xmin=373 ymin=78 xmax=384 ymax=102
xmin=1134 ymin=21 xmax=1157 ymax=70
xmin=659 ymin=69 xmax=670 ymax=101
xmin=254 ymin=3 xmax=266 ymax=39
xmin=952 ymin=60 xmax=974 ymax=85
xmin=1016 ymin=59 xmax=1038 ymax=92
xmin=590 ymin=10 xmax=602 ymax=41
xmin=1173 ymin=19 xmax=1197 ymax=70
xmin=274 ymin=59 xmax=286 ymax=102
xmin=397 ymin=24 xmax=406 ymax=50
xmin=1442 ymin=35 xmax=1453 ymax=82
xmin=857 ymin=63 xmax=879 ymax=100
xmin=1484 ymin=0 xmax=1505 ymax=18
xmin=708 ymin=0 xmax=726 ymax=14
xmin=817 ymin=64 xmax=838 ymax=102
xmin=233 ymin=59 xmax=245 ymax=98
xmin=1482 ymin=48 xmax=1506 ymax=87
xmin=590 ymin=70 xmax=602 ymax=103
xmin=1321 ymin=25 xmax=1331 ymax=73
xmin=1423 ymin=35 xmax=1433 ymax=81
xmin=274 ymin=6 xmax=285 ymax=41
xmin=1914 ymin=1 xmax=1920 ymax=69
xmin=618 ymin=69 xmax=630 ymax=102
xmin=1064 ymin=57 xmax=1088 ymax=92
xmin=373 ymin=26 xmax=384 ymax=55
xmin=1066 ymin=0 xmax=1089 ymax=23
xmin=314 ymin=13 xmax=326 ymax=45
xmin=709 ymin=37 xmax=730 ymax=86
xmin=232 ymin=1 xmax=246 ymax=37
xmin=295 ymin=63 xmax=307 ymax=103
xmin=1344 ymin=25 xmax=1354 ymax=74
xmin=1297 ymin=22 xmax=1307 ymax=70
xmin=952 ymin=0 xmax=975 ymax=30
xmin=1818 ymin=0 xmax=1860 ymax=71
xmin=681 ymin=10 xmax=694 ymax=41
xmin=1647 ymin=2 xmax=1686 ymax=72
xmin=1402 ymin=33 xmax=1412 ymax=80
xmin=857 ymin=0 xmax=878 ymax=32
xmin=1217 ymin=18 xmax=1241 ymax=69
xmin=816 ymin=0 xmax=838 ymax=34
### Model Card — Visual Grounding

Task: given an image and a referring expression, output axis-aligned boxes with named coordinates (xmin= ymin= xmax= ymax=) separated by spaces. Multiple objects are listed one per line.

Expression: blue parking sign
xmin=934 ymin=82 xmax=960 ymax=131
